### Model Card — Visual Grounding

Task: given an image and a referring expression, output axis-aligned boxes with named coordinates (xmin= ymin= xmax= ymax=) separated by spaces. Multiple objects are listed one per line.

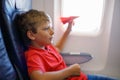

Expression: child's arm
xmin=29 ymin=64 xmax=80 ymax=80
xmin=55 ymin=21 xmax=74 ymax=52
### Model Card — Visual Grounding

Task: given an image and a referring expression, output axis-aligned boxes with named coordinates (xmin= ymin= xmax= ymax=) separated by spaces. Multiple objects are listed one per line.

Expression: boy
xmin=16 ymin=9 xmax=117 ymax=80
xmin=16 ymin=9 xmax=87 ymax=80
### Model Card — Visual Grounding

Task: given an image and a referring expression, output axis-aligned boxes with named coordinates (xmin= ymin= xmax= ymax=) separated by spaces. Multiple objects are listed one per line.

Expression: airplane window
xmin=61 ymin=0 xmax=105 ymax=36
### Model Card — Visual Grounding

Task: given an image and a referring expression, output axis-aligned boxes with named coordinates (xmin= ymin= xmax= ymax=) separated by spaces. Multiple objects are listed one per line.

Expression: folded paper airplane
xmin=60 ymin=16 xmax=79 ymax=24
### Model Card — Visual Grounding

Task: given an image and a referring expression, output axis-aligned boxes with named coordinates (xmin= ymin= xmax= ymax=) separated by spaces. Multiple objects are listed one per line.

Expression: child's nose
xmin=49 ymin=28 xmax=54 ymax=35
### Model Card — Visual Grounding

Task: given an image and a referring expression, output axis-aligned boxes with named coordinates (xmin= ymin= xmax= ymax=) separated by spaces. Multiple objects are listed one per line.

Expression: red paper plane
xmin=60 ymin=16 xmax=79 ymax=24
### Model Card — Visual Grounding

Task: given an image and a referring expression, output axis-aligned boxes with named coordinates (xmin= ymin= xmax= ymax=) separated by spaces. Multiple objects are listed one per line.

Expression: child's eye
xmin=43 ymin=27 xmax=50 ymax=30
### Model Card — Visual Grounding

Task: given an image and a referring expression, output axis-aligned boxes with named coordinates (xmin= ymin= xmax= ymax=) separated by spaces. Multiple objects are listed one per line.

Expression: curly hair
xmin=14 ymin=9 xmax=50 ymax=46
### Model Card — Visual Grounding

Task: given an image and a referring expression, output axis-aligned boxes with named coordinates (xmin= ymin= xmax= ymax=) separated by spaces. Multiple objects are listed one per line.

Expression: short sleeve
xmin=26 ymin=54 xmax=45 ymax=74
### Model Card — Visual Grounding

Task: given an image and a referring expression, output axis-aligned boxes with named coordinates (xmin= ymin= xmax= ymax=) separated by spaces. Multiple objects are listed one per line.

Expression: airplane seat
xmin=0 ymin=0 xmax=32 ymax=80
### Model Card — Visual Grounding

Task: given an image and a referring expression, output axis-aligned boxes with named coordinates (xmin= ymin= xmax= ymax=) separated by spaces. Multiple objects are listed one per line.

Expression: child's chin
xmin=50 ymin=40 xmax=53 ymax=44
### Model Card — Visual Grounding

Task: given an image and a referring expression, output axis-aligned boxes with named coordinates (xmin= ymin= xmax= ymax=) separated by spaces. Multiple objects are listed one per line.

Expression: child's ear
xmin=27 ymin=30 xmax=36 ymax=40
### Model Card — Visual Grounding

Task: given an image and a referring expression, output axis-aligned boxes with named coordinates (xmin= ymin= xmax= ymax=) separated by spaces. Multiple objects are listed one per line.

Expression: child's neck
xmin=40 ymin=46 xmax=46 ymax=50
xmin=30 ymin=42 xmax=46 ymax=50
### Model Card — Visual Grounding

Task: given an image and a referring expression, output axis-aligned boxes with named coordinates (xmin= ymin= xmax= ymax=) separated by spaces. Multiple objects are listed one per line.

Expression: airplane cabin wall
xmin=32 ymin=0 xmax=120 ymax=78
xmin=97 ymin=0 xmax=120 ymax=78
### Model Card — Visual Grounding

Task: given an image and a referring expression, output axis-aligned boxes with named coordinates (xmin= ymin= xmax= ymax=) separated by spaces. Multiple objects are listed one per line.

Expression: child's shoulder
xmin=25 ymin=46 xmax=44 ymax=55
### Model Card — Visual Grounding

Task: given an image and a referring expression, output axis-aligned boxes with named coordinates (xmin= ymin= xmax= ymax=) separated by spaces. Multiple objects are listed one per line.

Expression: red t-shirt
xmin=25 ymin=45 xmax=88 ymax=80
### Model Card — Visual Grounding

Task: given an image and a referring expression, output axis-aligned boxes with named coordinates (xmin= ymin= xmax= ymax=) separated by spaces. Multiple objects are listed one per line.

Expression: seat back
xmin=0 ymin=0 xmax=32 ymax=80
xmin=0 ymin=28 xmax=16 ymax=80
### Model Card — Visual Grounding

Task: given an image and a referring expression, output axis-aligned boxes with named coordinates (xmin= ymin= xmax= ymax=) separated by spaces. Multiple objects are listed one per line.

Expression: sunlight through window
xmin=61 ymin=0 xmax=104 ymax=35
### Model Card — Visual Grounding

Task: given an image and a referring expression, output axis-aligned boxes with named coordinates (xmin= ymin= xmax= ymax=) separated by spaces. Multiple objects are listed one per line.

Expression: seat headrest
xmin=2 ymin=0 xmax=31 ymax=17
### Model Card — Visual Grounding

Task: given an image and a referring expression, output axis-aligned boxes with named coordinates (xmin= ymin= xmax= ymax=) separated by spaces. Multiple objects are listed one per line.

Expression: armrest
xmin=61 ymin=52 xmax=93 ymax=65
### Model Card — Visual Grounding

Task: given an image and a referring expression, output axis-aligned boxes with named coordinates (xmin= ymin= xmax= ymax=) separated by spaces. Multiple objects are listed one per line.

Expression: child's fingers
xmin=68 ymin=20 xmax=74 ymax=28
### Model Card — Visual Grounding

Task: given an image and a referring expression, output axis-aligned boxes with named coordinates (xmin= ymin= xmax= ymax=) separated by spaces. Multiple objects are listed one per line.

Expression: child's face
xmin=29 ymin=21 xmax=54 ymax=48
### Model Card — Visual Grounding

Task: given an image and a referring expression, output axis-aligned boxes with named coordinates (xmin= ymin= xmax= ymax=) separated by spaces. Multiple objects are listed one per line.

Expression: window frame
xmin=60 ymin=0 xmax=106 ymax=36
